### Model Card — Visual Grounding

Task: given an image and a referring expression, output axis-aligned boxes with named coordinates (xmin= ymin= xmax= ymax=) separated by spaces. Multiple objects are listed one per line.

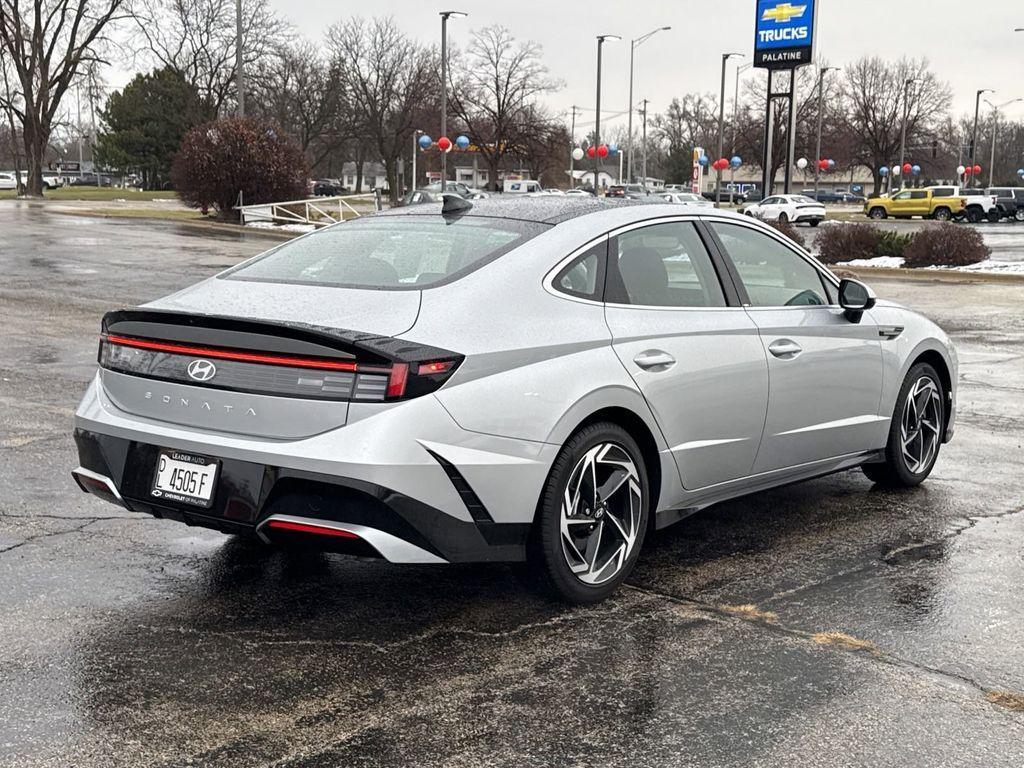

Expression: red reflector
xmin=104 ymin=334 xmax=358 ymax=372
xmin=387 ymin=363 xmax=409 ymax=398
xmin=417 ymin=360 xmax=455 ymax=375
xmin=265 ymin=520 xmax=359 ymax=539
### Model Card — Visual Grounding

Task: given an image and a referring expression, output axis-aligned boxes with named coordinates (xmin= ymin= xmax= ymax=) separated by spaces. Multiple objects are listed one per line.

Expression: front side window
xmin=609 ymin=221 xmax=726 ymax=308
xmin=223 ymin=215 xmax=545 ymax=289
xmin=710 ymin=222 xmax=829 ymax=307
xmin=893 ymin=191 xmax=911 ymax=201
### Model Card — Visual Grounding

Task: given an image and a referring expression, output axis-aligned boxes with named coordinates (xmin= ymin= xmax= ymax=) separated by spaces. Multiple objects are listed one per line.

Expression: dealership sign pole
xmin=754 ymin=0 xmax=818 ymax=195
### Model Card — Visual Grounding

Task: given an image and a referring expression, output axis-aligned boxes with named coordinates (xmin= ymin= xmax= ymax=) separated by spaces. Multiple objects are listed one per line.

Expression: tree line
xmin=4 ymin=1 xmax=1024 ymax=200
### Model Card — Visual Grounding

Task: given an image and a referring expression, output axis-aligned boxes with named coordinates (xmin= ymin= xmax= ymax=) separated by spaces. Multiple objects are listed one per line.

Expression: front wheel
xmin=778 ymin=212 xmax=789 ymax=223
xmin=1014 ymin=208 xmax=1024 ymax=222
xmin=868 ymin=207 xmax=887 ymax=220
xmin=967 ymin=207 xmax=983 ymax=223
xmin=987 ymin=210 xmax=1002 ymax=223
xmin=809 ymin=219 xmax=820 ymax=227
xmin=529 ymin=423 xmax=649 ymax=604
xmin=862 ymin=363 xmax=944 ymax=487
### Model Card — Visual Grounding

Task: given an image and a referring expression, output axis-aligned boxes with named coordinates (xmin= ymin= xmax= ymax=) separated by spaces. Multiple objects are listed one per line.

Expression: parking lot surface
xmin=1 ymin=202 xmax=1023 ymax=767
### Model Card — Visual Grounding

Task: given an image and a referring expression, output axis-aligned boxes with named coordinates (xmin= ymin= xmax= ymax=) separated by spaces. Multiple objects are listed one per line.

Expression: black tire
xmin=933 ymin=207 xmax=952 ymax=221
xmin=862 ymin=363 xmax=944 ymax=487
xmin=778 ymin=212 xmax=789 ymax=223
xmin=987 ymin=210 xmax=1001 ymax=223
xmin=868 ymin=207 xmax=887 ymax=220
xmin=528 ymin=422 xmax=649 ymax=604
xmin=966 ymin=207 xmax=983 ymax=223
xmin=809 ymin=219 xmax=820 ymax=227
xmin=1014 ymin=208 xmax=1024 ymax=222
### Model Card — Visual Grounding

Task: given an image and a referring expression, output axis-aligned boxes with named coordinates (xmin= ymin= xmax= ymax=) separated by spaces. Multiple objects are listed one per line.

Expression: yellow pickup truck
xmin=863 ymin=188 xmax=965 ymax=221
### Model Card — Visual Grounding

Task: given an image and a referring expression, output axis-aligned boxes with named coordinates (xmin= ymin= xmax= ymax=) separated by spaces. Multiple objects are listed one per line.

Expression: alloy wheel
xmin=559 ymin=442 xmax=643 ymax=585
xmin=900 ymin=376 xmax=942 ymax=474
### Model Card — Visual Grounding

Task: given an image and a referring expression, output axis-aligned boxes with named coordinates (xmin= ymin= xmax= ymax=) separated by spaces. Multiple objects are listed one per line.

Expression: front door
xmin=604 ymin=219 xmax=769 ymax=491
xmin=706 ymin=220 xmax=885 ymax=473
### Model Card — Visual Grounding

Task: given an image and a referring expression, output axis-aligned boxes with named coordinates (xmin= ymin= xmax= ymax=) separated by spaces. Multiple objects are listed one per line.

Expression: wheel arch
xmin=908 ymin=348 xmax=953 ymax=436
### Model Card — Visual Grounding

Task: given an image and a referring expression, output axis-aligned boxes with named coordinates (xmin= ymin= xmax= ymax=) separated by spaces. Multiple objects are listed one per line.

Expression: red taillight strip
xmin=265 ymin=520 xmax=359 ymax=539
xmin=104 ymin=334 xmax=359 ymax=372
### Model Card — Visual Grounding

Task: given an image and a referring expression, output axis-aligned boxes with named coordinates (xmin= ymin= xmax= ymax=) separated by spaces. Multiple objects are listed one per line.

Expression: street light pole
xmin=814 ymin=66 xmax=839 ymax=198
xmin=984 ymin=97 xmax=1023 ymax=187
xmin=716 ymin=52 xmax=743 ymax=207
xmin=594 ymin=34 xmax=621 ymax=194
xmin=412 ymin=129 xmax=424 ymax=195
xmin=626 ymin=26 xmax=670 ymax=184
xmin=569 ymin=105 xmax=580 ymax=183
xmin=730 ymin=62 xmax=751 ymax=203
xmin=640 ymin=99 xmax=649 ymax=186
xmin=897 ymin=77 xmax=920 ymax=191
xmin=439 ymin=11 xmax=467 ymax=193
xmin=235 ymin=0 xmax=244 ymax=117
xmin=971 ymin=88 xmax=993 ymax=187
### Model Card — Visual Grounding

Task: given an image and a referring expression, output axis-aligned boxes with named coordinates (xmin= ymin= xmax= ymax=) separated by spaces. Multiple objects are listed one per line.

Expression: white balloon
xmin=956 ymin=165 xmax=966 ymax=175
xmin=891 ymin=165 xmax=901 ymax=176
xmin=796 ymin=157 xmax=808 ymax=170
xmin=572 ymin=147 xmax=585 ymax=161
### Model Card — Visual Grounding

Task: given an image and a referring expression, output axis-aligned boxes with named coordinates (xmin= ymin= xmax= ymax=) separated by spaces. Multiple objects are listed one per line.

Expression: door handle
xmin=768 ymin=339 xmax=802 ymax=359
xmin=633 ymin=350 xmax=676 ymax=371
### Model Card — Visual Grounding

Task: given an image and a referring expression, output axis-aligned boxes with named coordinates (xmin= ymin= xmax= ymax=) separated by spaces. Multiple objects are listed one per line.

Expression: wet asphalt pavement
xmin=1 ymin=202 xmax=1023 ymax=767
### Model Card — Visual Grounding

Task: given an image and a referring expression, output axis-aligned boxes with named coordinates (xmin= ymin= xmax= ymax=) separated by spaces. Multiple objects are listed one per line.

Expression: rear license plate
xmin=151 ymin=450 xmax=219 ymax=508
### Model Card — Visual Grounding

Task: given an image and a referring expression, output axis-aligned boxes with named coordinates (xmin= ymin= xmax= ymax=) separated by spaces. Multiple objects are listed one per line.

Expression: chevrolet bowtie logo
xmin=762 ymin=2 xmax=807 ymax=23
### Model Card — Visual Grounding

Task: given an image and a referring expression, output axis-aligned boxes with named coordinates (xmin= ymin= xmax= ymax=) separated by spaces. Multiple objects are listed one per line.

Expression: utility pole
xmin=730 ymin=62 xmax=751 ymax=203
xmin=971 ymin=88 xmax=993 ymax=187
xmin=898 ymin=78 xmax=921 ymax=191
xmin=984 ymin=97 xmax=1023 ymax=187
xmin=569 ymin=105 xmax=581 ymax=183
xmin=235 ymin=0 xmax=245 ymax=117
xmin=640 ymin=99 xmax=649 ymax=186
xmin=716 ymin=53 xmax=743 ymax=206
xmin=594 ymin=35 xmax=621 ymax=193
xmin=439 ymin=11 xmax=467 ymax=193
xmin=76 ymin=84 xmax=84 ymax=182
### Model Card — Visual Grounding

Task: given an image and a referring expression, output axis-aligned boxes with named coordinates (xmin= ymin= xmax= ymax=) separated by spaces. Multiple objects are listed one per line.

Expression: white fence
xmin=236 ymin=193 xmax=382 ymax=228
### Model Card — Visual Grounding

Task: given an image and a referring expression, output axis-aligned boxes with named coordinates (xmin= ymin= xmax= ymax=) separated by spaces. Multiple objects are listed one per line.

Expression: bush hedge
xmin=171 ymin=116 xmax=309 ymax=220
xmin=815 ymin=222 xmax=878 ymax=264
xmin=902 ymin=223 xmax=990 ymax=268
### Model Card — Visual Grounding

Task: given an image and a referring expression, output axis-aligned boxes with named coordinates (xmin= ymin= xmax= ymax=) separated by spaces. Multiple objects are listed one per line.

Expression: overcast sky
xmin=265 ymin=0 xmax=1024 ymax=132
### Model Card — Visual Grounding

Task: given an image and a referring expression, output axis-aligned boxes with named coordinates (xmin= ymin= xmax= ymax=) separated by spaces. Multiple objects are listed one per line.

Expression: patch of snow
xmin=928 ymin=260 xmax=1024 ymax=274
xmin=838 ymin=256 xmax=906 ymax=268
xmin=246 ymin=221 xmax=315 ymax=234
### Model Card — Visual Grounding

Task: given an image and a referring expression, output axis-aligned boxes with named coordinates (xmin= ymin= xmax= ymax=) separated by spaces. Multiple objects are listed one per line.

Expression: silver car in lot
xmin=73 ymin=198 xmax=956 ymax=603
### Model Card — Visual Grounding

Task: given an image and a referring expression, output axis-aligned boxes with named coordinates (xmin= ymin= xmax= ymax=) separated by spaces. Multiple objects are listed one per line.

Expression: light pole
xmin=626 ymin=26 xmax=670 ymax=184
xmin=235 ymin=0 xmax=244 ymax=117
xmin=971 ymin=88 xmax=994 ymax=187
xmin=716 ymin=52 xmax=744 ymax=206
xmin=984 ymin=97 xmax=1023 ymax=186
xmin=412 ymin=129 xmax=424 ymax=195
xmin=569 ymin=105 xmax=581 ymax=184
xmin=730 ymin=62 xmax=751 ymax=202
xmin=439 ymin=10 xmax=467 ymax=193
xmin=814 ymin=66 xmax=840 ymax=198
xmin=640 ymin=98 xmax=649 ymax=186
xmin=897 ymin=77 xmax=921 ymax=190
xmin=594 ymin=34 xmax=621 ymax=194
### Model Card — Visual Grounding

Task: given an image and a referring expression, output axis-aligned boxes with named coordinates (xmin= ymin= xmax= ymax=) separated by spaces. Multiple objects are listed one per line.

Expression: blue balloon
xmin=852 ymin=184 xmax=863 ymax=192
xmin=455 ymin=134 xmax=470 ymax=150
xmin=879 ymin=166 xmax=889 ymax=176
xmin=730 ymin=155 xmax=742 ymax=168
xmin=698 ymin=155 xmax=709 ymax=166
xmin=827 ymin=159 xmax=836 ymax=169
xmin=418 ymin=134 xmax=432 ymax=150
xmin=912 ymin=164 xmax=921 ymax=175
xmin=1018 ymin=168 xmax=1024 ymax=176
xmin=608 ymin=143 xmax=618 ymax=155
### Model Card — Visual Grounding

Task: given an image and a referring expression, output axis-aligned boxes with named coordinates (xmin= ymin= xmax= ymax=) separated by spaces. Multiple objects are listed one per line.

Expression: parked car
xmin=401 ymin=189 xmax=470 ymax=206
xmin=503 ymin=179 xmax=542 ymax=194
xmin=0 ymin=171 xmax=18 ymax=190
xmin=740 ymin=194 xmax=826 ymax=225
xmin=72 ymin=198 xmax=958 ymax=604
xmin=564 ymin=188 xmax=594 ymax=197
xmin=864 ymin=188 xmax=961 ymax=221
xmin=986 ymin=187 xmax=1024 ymax=222
xmin=661 ymin=191 xmax=714 ymax=209
xmin=916 ymin=186 xmax=999 ymax=223
xmin=313 ymin=179 xmax=348 ymax=196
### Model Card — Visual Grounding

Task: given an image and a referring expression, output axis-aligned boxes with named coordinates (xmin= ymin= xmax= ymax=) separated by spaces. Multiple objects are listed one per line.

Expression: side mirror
xmin=839 ymin=278 xmax=876 ymax=322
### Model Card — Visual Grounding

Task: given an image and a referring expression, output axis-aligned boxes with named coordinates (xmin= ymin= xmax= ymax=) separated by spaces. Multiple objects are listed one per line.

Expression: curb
xmin=843 ymin=266 xmax=1024 ymax=284
xmin=47 ymin=208 xmax=297 ymax=241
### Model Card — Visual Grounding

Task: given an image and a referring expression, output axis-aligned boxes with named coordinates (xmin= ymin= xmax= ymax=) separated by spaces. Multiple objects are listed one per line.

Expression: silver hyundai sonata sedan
xmin=73 ymin=198 xmax=957 ymax=603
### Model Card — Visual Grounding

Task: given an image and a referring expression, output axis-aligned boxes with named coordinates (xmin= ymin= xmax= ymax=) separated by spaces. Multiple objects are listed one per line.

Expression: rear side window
xmin=910 ymin=191 xmax=927 ymax=199
xmin=223 ymin=216 xmax=544 ymax=289
xmin=554 ymin=241 xmax=606 ymax=301
xmin=932 ymin=188 xmax=954 ymax=197
xmin=609 ymin=221 xmax=726 ymax=308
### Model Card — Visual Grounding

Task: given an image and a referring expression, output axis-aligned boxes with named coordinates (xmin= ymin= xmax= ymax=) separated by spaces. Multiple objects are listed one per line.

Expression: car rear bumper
xmin=72 ymin=374 xmax=555 ymax=563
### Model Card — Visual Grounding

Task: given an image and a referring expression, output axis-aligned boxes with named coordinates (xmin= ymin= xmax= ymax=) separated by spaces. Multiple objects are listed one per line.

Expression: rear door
xmin=604 ymin=218 xmax=768 ymax=490
xmin=706 ymin=219 xmax=884 ymax=473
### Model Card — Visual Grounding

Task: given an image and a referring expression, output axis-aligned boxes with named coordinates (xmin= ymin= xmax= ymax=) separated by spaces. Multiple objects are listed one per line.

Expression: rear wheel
xmin=778 ymin=212 xmax=789 ymax=223
xmin=933 ymin=207 xmax=952 ymax=221
xmin=987 ymin=210 xmax=1002 ymax=223
xmin=529 ymin=423 xmax=649 ymax=604
xmin=862 ymin=363 xmax=944 ymax=487
xmin=967 ymin=207 xmax=983 ymax=223
xmin=1014 ymin=208 xmax=1024 ymax=222
xmin=809 ymin=219 xmax=820 ymax=227
xmin=868 ymin=207 xmax=887 ymax=220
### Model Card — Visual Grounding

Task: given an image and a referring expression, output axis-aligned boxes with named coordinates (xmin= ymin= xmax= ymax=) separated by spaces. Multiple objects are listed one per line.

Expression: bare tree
xmin=652 ymin=94 xmax=719 ymax=184
xmin=449 ymin=25 xmax=560 ymax=191
xmin=841 ymin=57 xmax=951 ymax=193
xmin=0 ymin=0 xmax=127 ymax=196
xmin=248 ymin=40 xmax=351 ymax=172
xmin=131 ymin=0 xmax=288 ymax=115
xmin=326 ymin=16 xmax=435 ymax=203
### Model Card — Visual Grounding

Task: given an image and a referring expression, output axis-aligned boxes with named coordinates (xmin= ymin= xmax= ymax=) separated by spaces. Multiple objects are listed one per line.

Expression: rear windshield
xmin=222 ymin=215 xmax=545 ymax=289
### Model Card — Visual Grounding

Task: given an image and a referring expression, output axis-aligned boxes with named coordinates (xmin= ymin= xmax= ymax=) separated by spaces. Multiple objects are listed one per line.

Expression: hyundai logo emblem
xmin=186 ymin=359 xmax=217 ymax=382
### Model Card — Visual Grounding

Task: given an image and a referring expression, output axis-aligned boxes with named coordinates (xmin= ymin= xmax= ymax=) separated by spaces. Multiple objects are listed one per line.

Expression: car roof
xmin=377 ymin=196 xmax=654 ymax=225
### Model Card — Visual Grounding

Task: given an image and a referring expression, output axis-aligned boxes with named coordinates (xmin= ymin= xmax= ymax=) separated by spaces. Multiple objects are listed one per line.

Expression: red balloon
xmin=587 ymin=146 xmax=596 ymax=158
xmin=902 ymin=163 xmax=912 ymax=174
xmin=818 ymin=159 xmax=828 ymax=171
xmin=437 ymin=136 xmax=452 ymax=151
xmin=964 ymin=166 xmax=973 ymax=175
xmin=597 ymin=144 xmax=609 ymax=158
xmin=973 ymin=164 xmax=982 ymax=175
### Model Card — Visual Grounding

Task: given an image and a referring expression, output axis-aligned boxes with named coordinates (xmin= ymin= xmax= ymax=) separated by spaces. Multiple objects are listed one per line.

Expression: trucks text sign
xmin=754 ymin=0 xmax=816 ymax=69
